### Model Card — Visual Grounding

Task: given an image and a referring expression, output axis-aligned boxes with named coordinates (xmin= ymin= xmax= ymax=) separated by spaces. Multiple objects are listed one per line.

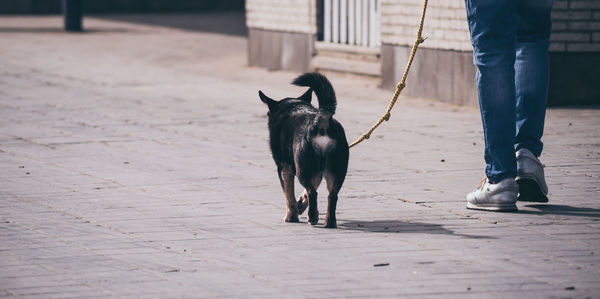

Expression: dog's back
xmin=262 ymin=73 xmax=347 ymax=169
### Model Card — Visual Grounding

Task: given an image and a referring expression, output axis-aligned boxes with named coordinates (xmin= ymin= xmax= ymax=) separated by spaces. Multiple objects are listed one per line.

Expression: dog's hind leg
xmin=324 ymin=173 xmax=342 ymax=228
xmin=325 ymin=195 xmax=338 ymax=228
xmin=278 ymin=164 xmax=299 ymax=223
xmin=324 ymin=155 xmax=348 ymax=228
xmin=305 ymin=187 xmax=318 ymax=225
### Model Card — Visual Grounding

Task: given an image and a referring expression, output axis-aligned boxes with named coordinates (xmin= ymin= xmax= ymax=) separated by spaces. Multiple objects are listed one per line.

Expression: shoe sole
xmin=466 ymin=201 xmax=518 ymax=212
xmin=516 ymin=178 xmax=548 ymax=203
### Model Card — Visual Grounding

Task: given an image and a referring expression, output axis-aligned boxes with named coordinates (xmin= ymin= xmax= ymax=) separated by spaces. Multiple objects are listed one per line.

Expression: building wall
xmin=550 ymin=0 xmax=600 ymax=52
xmin=381 ymin=0 xmax=600 ymax=52
xmin=246 ymin=0 xmax=317 ymax=34
xmin=246 ymin=0 xmax=317 ymax=71
xmin=0 ymin=0 xmax=59 ymax=14
xmin=549 ymin=0 xmax=600 ymax=105
xmin=245 ymin=0 xmax=599 ymax=105
xmin=381 ymin=0 xmax=471 ymax=51
xmin=244 ymin=0 xmax=600 ymax=53
xmin=0 ymin=0 xmax=245 ymax=14
xmin=380 ymin=0 xmax=600 ymax=105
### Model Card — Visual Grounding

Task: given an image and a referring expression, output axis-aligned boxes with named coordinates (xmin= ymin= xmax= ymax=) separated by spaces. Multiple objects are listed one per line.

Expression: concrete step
xmin=312 ymin=42 xmax=381 ymax=77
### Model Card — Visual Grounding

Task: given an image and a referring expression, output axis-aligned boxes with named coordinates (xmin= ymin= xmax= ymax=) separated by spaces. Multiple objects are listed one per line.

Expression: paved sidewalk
xmin=1 ymin=15 xmax=599 ymax=298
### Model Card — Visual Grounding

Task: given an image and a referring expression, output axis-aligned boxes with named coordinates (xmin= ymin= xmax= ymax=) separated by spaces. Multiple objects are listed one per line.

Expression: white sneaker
xmin=516 ymin=148 xmax=548 ymax=202
xmin=466 ymin=178 xmax=518 ymax=211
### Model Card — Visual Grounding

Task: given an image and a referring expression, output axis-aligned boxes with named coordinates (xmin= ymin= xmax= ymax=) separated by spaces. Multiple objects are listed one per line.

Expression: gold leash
xmin=349 ymin=0 xmax=429 ymax=148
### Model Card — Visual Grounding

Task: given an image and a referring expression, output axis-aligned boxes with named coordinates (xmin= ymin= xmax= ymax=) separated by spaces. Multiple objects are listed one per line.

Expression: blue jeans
xmin=465 ymin=0 xmax=554 ymax=182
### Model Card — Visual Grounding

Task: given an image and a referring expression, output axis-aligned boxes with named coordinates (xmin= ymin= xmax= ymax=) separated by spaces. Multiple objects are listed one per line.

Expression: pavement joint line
xmin=2 ymin=194 xmax=330 ymax=298
xmin=1 ymin=230 xmax=116 ymax=297
xmin=1 ymin=14 xmax=599 ymax=297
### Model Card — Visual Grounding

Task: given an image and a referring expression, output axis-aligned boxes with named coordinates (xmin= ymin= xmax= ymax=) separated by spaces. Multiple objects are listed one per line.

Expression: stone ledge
xmin=248 ymin=28 xmax=314 ymax=72
xmin=382 ymin=44 xmax=600 ymax=106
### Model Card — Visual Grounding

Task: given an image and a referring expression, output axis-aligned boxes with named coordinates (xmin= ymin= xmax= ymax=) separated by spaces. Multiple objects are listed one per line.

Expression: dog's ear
xmin=259 ymin=90 xmax=278 ymax=110
xmin=298 ymin=88 xmax=312 ymax=103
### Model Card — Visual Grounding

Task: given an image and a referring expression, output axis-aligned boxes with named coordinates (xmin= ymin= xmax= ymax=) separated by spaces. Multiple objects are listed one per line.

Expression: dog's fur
xmin=259 ymin=72 xmax=349 ymax=228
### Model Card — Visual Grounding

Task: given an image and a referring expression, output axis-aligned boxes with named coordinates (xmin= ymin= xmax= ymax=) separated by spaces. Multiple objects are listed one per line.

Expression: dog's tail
xmin=292 ymin=72 xmax=336 ymax=115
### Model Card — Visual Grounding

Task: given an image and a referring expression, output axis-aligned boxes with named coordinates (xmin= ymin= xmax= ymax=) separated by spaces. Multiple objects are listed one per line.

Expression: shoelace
xmin=477 ymin=177 xmax=487 ymax=190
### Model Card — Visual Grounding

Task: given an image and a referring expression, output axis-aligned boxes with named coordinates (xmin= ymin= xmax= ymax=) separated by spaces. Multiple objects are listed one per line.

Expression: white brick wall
xmin=382 ymin=0 xmax=600 ymax=52
xmin=381 ymin=0 xmax=472 ymax=51
xmin=246 ymin=0 xmax=600 ymax=52
xmin=246 ymin=0 xmax=317 ymax=34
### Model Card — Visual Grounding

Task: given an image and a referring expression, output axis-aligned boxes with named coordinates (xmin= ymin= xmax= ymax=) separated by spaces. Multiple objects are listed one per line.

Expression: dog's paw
xmin=285 ymin=213 xmax=300 ymax=223
xmin=324 ymin=217 xmax=337 ymax=228
xmin=284 ymin=207 xmax=300 ymax=223
xmin=308 ymin=210 xmax=319 ymax=225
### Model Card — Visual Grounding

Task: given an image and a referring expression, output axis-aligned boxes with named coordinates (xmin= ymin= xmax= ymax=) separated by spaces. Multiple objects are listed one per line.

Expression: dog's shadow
xmin=337 ymin=219 xmax=494 ymax=239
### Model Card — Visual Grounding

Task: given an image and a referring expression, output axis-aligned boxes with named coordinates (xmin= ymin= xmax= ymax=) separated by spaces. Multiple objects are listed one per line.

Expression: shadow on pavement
xmin=337 ymin=220 xmax=495 ymax=239
xmin=96 ymin=11 xmax=247 ymax=36
xmin=522 ymin=204 xmax=600 ymax=218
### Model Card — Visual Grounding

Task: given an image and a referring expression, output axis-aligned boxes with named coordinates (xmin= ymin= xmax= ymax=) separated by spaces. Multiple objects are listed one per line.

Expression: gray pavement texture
xmin=1 ymin=15 xmax=600 ymax=299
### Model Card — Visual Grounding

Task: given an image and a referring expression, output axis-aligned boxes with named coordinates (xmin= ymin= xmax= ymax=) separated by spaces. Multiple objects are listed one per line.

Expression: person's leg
xmin=514 ymin=0 xmax=554 ymax=202
xmin=465 ymin=0 xmax=518 ymax=182
xmin=514 ymin=0 xmax=554 ymax=156
xmin=465 ymin=0 xmax=520 ymax=211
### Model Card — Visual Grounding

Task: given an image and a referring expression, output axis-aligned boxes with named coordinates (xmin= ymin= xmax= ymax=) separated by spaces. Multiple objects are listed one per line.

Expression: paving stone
xmin=0 ymin=14 xmax=599 ymax=298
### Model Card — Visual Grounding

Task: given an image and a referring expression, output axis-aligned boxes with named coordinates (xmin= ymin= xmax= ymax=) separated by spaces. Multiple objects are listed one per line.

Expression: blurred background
xmin=1 ymin=0 xmax=598 ymax=106
xmin=0 ymin=0 xmax=244 ymax=14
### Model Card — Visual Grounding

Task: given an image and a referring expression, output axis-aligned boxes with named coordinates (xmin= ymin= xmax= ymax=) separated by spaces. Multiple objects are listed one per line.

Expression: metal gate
xmin=321 ymin=0 xmax=381 ymax=48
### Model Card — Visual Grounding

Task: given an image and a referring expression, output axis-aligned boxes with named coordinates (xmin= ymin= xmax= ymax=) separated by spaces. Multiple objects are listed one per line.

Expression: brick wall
xmin=551 ymin=0 xmax=600 ymax=52
xmin=381 ymin=0 xmax=600 ymax=53
xmin=245 ymin=1 xmax=600 ymax=53
xmin=381 ymin=0 xmax=472 ymax=51
xmin=246 ymin=0 xmax=599 ymax=105
xmin=246 ymin=0 xmax=317 ymax=34
xmin=0 ymin=0 xmax=59 ymax=14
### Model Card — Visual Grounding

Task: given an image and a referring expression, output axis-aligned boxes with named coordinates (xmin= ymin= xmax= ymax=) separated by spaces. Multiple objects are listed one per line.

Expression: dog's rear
xmin=259 ymin=73 xmax=349 ymax=228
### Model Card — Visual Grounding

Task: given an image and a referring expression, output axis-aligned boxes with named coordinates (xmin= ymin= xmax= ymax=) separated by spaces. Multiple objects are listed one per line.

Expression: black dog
xmin=259 ymin=72 xmax=349 ymax=228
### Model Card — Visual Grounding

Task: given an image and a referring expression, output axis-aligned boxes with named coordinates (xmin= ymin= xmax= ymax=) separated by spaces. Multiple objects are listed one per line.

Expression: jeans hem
xmin=486 ymin=173 xmax=516 ymax=184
